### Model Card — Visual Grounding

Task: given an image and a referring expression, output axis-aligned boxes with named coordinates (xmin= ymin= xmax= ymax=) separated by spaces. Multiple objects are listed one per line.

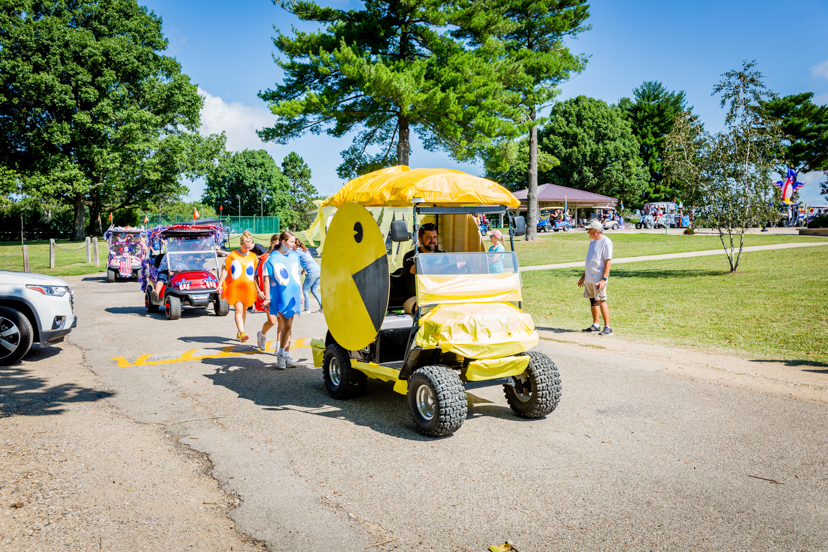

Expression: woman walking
xmin=217 ymin=230 xmax=259 ymax=342
xmin=487 ymin=229 xmax=506 ymax=273
xmin=262 ymin=230 xmax=303 ymax=369
xmin=295 ymin=239 xmax=322 ymax=313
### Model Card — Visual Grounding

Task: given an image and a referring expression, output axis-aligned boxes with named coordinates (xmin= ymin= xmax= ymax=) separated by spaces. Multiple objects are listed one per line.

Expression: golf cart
xmin=636 ymin=202 xmax=677 ymax=229
xmin=104 ymin=226 xmax=145 ymax=282
xmin=316 ymin=166 xmax=561 ymax=437
xmin=537 ymin=210 xmax=571 ymax=233
xmin=591 ymin=207 xmax=621 ymax=230
xmin=141 ymin=220 xmax=230 ymax=320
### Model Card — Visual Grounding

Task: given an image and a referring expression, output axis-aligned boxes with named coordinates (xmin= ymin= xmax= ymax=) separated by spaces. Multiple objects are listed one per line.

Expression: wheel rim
xmin=416 ymin=384 xmax=436 ymax=420
xmin=165 ymin=299 xmax=171 ymax=318
xmin=513 ymin=373 xmax=532 ymax=402
xmin=329 ymin=357 xmax=342 ymax=387
xmin=0 ymin=315 xmax=21 ymax=360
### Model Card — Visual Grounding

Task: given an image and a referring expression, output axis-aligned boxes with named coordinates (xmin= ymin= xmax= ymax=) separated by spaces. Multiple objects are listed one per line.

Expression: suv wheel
xmin=504 ymin=351 xmax=561 ymax=418
xmin=407 ymin=365 xmax=467 ymax=436
xmin=0 ymin=306 xmax=34 ymax=366
xmin=322 ymin=343 xmax=366 ymax=399
xmin=165 ymin=295 xmax=181 ymax=320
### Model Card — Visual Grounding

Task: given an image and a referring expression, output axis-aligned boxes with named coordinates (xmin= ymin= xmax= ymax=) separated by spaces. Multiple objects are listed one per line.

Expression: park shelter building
xmin=512 ymin=183 xmax=618 ymax=223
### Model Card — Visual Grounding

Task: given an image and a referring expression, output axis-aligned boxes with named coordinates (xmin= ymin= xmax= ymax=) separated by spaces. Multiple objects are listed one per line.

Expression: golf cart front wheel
xmin=635 ymin=223 xmax=642 ymax=229
xmin=407 ymin=365 xmax=467 ymax=437
xmin=323 ymin=344 xmax=366 ymax=399
xmin=165 ymin=295 xmax=181 ymax=320
xmin=504 ymin=351 xmax=561 ymax=418
xmin=563 ymin=225 xmax=570 ymax=232
xmin=107 ymin=269 xmax=116 ymax=283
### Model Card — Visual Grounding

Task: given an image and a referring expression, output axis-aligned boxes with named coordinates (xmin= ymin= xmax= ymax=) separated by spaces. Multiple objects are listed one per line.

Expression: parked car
xmin=0 ymin=270 xmax=77 ymax=365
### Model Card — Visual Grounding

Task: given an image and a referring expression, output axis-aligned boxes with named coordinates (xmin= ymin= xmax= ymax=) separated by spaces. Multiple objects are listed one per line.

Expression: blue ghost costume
xmin=265 ymin=249 xmax=302 ymax=318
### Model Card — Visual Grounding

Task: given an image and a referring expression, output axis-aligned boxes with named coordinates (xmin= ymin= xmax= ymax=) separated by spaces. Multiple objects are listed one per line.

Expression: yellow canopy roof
xmin=322 ymin=165 xmax=520 ymax=209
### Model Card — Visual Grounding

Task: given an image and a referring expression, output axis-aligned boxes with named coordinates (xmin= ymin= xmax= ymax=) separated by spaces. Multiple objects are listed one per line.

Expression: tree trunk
xmin=90 ymin=203 xmax=103 ymax=236
xmin=397 ymin=115 xmax=410 ymax=167
xmin=72 ymin=194 xmax=86 ymax=241
xmin=526 ymin=111 xmax=539 ymax=241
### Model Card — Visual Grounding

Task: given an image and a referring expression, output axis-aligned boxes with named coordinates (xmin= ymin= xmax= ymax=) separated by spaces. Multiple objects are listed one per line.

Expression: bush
xmin=807 ymin=215 xmax=828 ymax=229
xmin=683 ymin=227 xmax=695 ymax=235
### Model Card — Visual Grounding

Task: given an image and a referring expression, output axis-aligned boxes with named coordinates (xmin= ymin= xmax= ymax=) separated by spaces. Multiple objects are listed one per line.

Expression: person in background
xmin=487 ymin=230 xmax=505 ymax=273
xmin=262 ymin=230 xmax=303 ymax=369
xmin=295 ymin=239 xmax=322 ymax=314
xmin=217 ymin=230 xmax=259 ymax=342
xmin=577 ymin=220 xmax=613 ymax=336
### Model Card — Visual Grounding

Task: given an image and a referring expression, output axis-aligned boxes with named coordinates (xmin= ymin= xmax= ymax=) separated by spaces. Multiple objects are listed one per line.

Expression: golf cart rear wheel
xmin=323 ymin=344 xmax=366 ymax=399
xmin=145 ymin=290 xmax=160 ymax=313
xmin=165 ymin=295 xmax=181 ymax=320
xmin=504 ymin=351 xmax=561 ymax=418
xmin=0 ymin=306 xmax=33 ymax=366
xmin=214 ymin=298 xmax=230 ymax=316
xmin=107 ymin=269 xmax=116 ymax=283
xmin=635 ymin=223 xmax=642 ymax=229
xmin=407 ymin=365 xmax=467 ymax=437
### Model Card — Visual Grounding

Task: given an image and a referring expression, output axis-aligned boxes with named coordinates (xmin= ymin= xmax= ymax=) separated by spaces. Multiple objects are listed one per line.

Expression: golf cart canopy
xmin=322 ymin=165 xmax=520 ymax=209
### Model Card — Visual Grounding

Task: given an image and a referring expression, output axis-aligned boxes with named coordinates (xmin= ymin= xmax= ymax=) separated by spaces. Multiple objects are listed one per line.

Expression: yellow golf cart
xmin=316 ymin=166 xmax=561 ymax=436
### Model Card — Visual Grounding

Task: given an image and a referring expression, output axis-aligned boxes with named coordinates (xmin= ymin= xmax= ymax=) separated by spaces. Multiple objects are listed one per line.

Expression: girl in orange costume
xmin=217 ymin=230 xmax=260 ymax=342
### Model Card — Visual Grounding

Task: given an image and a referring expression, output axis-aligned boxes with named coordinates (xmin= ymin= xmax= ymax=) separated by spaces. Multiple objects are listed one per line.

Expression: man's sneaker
xmin=582 ymin=324 xmax=600 ymax=333
xmin=284 ymin=353 xmax=297 ymax=368
xmin=257 ymin=331 xmax=266 ymax=352
xmin=275 ymin=354 xmax=287 ymax=370
xmin=599 ymin=326 xmax=613 ymax=336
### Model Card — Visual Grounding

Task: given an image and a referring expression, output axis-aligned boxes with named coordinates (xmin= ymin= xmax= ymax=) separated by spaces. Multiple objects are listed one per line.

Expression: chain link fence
xmin=139 ymin=215 xmax=279 ymax=235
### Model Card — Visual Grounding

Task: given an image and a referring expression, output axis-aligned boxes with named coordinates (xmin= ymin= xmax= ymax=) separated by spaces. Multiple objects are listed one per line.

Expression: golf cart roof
xmin=322 ymin=165 xmax=520 ymax=209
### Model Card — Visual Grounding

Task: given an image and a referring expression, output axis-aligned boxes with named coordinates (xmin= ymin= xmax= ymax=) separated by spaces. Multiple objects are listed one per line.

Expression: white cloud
xmin=811 ymin=60 xmax=828 ymax=81
xmin=198 ymin=88 xmax=276 ymax=152
xmin=794 ymin=171 xmax=826 ymax=205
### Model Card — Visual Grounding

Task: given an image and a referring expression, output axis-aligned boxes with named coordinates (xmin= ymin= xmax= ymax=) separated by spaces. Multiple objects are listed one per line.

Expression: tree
xmin=459 ymin=0 xmax=590 ymax=240
xmin=259 ymin=0 xmax=517 ymax=178
xmin=764 ymin=92 xmax=828 ymax=199
xmin=202 ymin=150 xmax=292 ymax=220
xmin=537 ymin=96 xmax=649 ymax=204
xmin=664 ymin=60 xmax=782 ymax=272
xmin=0 ymin=0 xmax=223 ymax=239
xmin=619 ymin=81 xmax=691 ymax=205
xmin=484 ymin=137 xmax=559 ymax=192
xmin=280 ymin=152 xmax=318 ymax=230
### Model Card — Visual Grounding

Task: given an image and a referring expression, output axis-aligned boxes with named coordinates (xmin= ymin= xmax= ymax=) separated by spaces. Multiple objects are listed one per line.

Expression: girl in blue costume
xmin=262 ymin=230 xmax=303 ymax=370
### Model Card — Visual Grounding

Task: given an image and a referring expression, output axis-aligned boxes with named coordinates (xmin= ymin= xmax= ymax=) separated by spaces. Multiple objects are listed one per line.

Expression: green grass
xmin=0 ymin=239 xmax=110 ymax=277
xmin=513 ymin=233 xmax=828 ymax=267
xmin=522 ymin=246 xmax=828 ymax=364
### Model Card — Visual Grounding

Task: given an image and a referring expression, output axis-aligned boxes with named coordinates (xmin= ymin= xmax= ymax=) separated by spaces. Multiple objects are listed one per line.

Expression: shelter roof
xmin=512 ymin=183 xmax=617 ymax=206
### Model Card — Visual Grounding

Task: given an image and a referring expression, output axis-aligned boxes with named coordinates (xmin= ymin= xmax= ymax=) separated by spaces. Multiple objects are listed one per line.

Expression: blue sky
xmin=141 ymin=0 xmax=828 ymax=205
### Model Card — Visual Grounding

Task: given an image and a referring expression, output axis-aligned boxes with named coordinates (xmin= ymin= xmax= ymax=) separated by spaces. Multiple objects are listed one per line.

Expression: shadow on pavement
xmin=105 ymin=306 xmax=150 ymax=316
xmin=200 ymin=354 xmax=524 ymax=439
xmin=178 ymin=335 xmax=240 ymax=345
xmin=750 ymin=359 xmax=828 ymax=371
xmin=535 ymin=326 xmax=578 ymax=334
xmin=81 ymin=275 xmax=107 ymax=282
xmin=0 ymin=363 xmax=114 ymax=418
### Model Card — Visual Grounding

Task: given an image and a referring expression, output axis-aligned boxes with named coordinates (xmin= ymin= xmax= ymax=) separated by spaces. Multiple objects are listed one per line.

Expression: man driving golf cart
xmin=314 ymin=166 xmax=562 ymax=437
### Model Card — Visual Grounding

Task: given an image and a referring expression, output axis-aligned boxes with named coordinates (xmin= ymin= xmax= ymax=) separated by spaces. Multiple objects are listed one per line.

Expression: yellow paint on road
xmin=112 ymin=337 xmax=311 ymax=368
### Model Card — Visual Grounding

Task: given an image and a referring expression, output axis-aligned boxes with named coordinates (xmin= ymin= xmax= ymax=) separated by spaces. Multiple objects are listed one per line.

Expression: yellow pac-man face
xmin=321 ymin=202 xmax=390 ymax=351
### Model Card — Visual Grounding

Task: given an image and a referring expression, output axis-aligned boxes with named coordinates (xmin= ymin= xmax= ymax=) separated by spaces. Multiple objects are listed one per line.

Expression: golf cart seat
xmin=388 ymin=267 xmax=408 ymax=310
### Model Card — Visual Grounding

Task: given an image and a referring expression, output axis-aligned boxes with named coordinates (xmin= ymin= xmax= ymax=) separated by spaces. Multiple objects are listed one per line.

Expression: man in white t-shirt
xmin=577 ymin=220 xmax=613 ymax=335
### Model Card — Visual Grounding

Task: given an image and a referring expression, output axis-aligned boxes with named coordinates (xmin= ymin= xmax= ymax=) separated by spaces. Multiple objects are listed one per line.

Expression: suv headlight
xmin=26 ymin=284 xmax=69 ymax=297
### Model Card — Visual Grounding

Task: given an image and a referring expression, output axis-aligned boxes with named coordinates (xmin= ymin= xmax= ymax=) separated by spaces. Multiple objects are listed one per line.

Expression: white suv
xmin=0 ymin=270 xmax=77 ymax=365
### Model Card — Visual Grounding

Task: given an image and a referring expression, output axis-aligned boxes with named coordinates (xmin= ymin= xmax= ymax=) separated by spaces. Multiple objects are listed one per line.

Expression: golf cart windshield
xmin=416 ymin=251 xmax=518 ymax=275
xmin=414 ymin=251 xmax=522 ymax=306
xmin=164 ymin=235 xmax=219 ymax=274
xmin=111 ymin=233 xmax=143 ymax=255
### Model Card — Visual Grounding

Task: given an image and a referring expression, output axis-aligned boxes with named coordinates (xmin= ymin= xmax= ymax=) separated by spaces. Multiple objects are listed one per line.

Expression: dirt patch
xmin=0 ymin=341 xmax=263 ymax=551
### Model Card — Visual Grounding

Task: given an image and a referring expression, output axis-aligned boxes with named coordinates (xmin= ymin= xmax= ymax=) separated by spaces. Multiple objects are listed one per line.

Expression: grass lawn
xmin=512 ymin=232 xmax=828 ymax=267
xmin=0 ymin=239 xmax=111 ymax=277
xmin=522 ymin=246 xmax=828 ymax=365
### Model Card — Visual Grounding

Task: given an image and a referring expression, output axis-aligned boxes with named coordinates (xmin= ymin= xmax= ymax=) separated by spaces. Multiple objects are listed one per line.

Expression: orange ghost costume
xmin=222 ymin=250 xmax=258 ymax=307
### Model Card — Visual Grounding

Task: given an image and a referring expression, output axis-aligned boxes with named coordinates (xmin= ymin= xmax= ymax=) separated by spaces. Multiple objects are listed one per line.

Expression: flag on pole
xmin=108 ymin=212 xmax=113 ymax=222
xmin=143 ymin=215 xmax=149 ymax=225
xmin=193 ymin=206 xmax=200 ymax=220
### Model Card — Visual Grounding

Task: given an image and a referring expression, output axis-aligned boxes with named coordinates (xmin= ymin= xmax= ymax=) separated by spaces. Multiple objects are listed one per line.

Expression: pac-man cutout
xmin=321 ymin=202 xmax=390 ymax=351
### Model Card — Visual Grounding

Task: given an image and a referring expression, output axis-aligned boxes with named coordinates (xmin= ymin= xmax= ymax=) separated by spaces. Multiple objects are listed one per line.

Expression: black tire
xmin=612 ymin=223 xmax=619 ymax=230
xmin=322 ymin=343 xmax=366 ymax=399
xmin=145 ymin=290 xmax=160 ymax=313
xmin=635 ymin=223 xmax=642 ymax=229
xmin=214 ymin=298 xmax=230 ymax=316
xmin=563 ymin=225 xmax=570 ymax=232
xmin=553 ymin=228 xmax=559 ymax=232
xmin=407 ymin=365 xmax=467 ymax=437
xmin=106 ymin=269 xmax=116 ymax=283
xmin=165 ymin=295 xmax=181 ymax=320
xmin=0 ymin=306 xmax=34 ymax=366
xmin=504 ymin=351 xmax=561 ymax=418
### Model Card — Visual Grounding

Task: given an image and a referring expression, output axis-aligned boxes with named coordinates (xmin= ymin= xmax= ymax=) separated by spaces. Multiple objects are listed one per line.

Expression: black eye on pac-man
xmin=321 ymin=203 xmax=390 ymax=351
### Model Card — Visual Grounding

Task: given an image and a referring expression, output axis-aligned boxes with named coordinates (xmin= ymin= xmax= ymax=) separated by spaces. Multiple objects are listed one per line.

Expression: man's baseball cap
xmin=586 ymin=220 xmax=604 ymax=231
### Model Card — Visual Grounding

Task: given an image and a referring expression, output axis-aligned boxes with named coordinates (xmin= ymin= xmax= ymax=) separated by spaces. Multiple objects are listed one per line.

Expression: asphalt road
xmin=65 ymin=273 xmax=828 ymax=551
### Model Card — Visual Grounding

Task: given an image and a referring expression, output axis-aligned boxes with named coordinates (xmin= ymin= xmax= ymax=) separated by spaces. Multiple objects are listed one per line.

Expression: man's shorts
xmin=583 ymin=282 xmax=607 ymax=302
xmin=157 ymin=271 xmax=169 ymax=283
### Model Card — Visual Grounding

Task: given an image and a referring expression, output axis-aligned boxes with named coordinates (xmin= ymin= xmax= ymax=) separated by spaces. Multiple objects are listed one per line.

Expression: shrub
xmin=808 ymin=215 xmax=828 ymax=229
